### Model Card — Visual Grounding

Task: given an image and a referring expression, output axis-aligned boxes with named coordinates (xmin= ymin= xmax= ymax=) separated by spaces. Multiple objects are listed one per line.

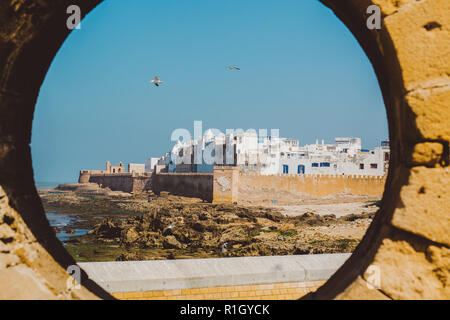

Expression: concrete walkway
xmin=79 ymin=253 xmax=350 ymax=293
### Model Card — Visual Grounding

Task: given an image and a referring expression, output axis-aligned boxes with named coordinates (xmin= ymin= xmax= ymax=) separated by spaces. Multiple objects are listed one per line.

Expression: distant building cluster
xmin=145 ymin=131 xmax=390 ymax=177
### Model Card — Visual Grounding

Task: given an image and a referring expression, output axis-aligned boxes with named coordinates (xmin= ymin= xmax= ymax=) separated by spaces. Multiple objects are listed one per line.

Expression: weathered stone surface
xmin=335 ymin=276 xmax=390 ymax=300
xmin=382 ymin=0 xmax=450 ymax=92
xmin=372 ymin=0 xmax=418 ymax=15
xmin=392 ymin=167 xmax=450 ymax=245
xmin=368 ymin=239 xmax=449 ymax=299
xmin=406 ymin=86 xmax=450 ymax=140
xmin=213 ymin=166 xmax=239 ymax=203
xmin=305 ymin=0 xmax=449 ymax=301
xmin=0 ymin=186 xmax=101 ymax=299
xmin=410 ymin=142 xmax=444 ymax=167
xmin=0 ymin=265 xmax=56 ymax=300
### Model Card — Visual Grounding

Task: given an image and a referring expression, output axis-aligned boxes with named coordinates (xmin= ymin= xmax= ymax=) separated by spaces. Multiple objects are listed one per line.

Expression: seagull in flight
xmin=227 ymin=66 xmax=240 ymax=71
xmin=151 ymin=76 xmax=163 ymax=86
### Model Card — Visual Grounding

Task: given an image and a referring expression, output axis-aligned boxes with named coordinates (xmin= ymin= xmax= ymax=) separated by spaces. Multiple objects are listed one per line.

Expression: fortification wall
xmin=150 ymin=167 xmax=384 ymax=203
xmin=132 ymin=175 xmax=152 ymax=193
xmin=152 ymin=172 xmax=213 ymax=202
xmin=239 ymin=173 xmax=386 ymax=197
xmin=78 ymin=171 xmax=91 ymax=183
xmin=81 ymin=173 xmax=151 ymax=194
xmin=87 ymin=174 xmax=134 ymax=193
xmin=213 ymin=166 xmax=239 ymax=203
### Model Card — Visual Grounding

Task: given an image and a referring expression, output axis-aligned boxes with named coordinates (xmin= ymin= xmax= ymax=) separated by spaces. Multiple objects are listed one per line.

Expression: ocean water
xmin=46 ymin=211 xmax=88 ymax=243
xmin=35 ymin=181 xmax=61 ymax=190
xmin=37 ymin=182 xmax=88 ymax=243
xmin=35 ymin=181 xmax=76 ymax=190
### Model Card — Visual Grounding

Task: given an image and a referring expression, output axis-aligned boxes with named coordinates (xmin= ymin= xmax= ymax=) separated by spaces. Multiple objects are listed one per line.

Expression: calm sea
xmin=36 ymin=181 xmax=88 ymax=242
xmin=35 ymin=181 xmax=72 ymax=190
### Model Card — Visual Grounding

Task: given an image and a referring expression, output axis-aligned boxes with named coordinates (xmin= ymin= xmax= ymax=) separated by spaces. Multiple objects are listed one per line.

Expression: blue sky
xmin=32 ymin=0 xmax=388 ymax=183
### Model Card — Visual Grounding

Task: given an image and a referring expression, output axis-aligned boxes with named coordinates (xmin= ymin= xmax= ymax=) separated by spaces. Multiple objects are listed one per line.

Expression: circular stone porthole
xmin=0 ymin=0 xmax=448 ymax=299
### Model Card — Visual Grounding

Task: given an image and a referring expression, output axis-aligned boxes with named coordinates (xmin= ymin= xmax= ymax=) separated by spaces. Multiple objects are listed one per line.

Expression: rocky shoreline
xmin=39 ymin=183 xmax=378 ymax=262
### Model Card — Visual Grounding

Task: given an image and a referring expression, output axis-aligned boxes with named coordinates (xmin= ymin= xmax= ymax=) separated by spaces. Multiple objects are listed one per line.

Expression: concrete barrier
xmin=79 ymin=254 xmax=350 ymax=298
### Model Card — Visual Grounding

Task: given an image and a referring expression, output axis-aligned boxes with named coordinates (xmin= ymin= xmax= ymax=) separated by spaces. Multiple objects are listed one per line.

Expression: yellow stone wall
xmin=112 ymin=281 xmax=324 ymax=300
xmin=213 ymin=166 xmax=239 ymax=203
xmin=239 ymin=174 xmax=386 ymax=197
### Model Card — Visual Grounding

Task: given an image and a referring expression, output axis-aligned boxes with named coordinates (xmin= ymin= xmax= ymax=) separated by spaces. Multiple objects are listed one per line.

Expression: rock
xmin=116 ymin=252 xmax=145 ymax=261
xmin=278 ymin=223 xmax=295 ymax=231
xmin=301 ymin=212 xmax=315 ymax=218
xmin=294 ymin=243 xmax=313 ymax=254
xmin=219 ymin=226 xmax=254 ymax=245
xmin=323 ymin=214 xmax=337 ymax=220
xmin=191 ymin=220 xmax=218 ymax=233
xmin=199 ymin=212 xmax=211 ymax=220
xmin=121 ymin=227 xmax=139 ymax=243
xmin=162 ymin=225 xmax=174 ymax=236
xmin=163 ymin=235 xmax=184 ymax=249
xmin=93 ymin=219 xmax=123 ymax=239
xmin=79 ymin=194 xmax=372 ymax=260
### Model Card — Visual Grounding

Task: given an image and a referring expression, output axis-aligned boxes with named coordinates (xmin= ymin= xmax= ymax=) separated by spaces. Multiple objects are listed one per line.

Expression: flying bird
xmin=227 ymin=66 xmax=240 ymax=71
xmin=151 ymin=76 xmax=163 ymax=86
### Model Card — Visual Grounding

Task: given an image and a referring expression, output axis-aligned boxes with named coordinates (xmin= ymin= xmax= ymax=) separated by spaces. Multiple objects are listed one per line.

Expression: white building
xmin=128 ymin=163 xmax=146 ymax=174
xmin=144 ymin=158 xmax=161 ymax=172
xmin=164 ymin=130 xmax=390 ymax=176
xmin=167 ymin=129 xmax=231 ymax=173
xmin=275 ymin=138 xmax=389 ymax=176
